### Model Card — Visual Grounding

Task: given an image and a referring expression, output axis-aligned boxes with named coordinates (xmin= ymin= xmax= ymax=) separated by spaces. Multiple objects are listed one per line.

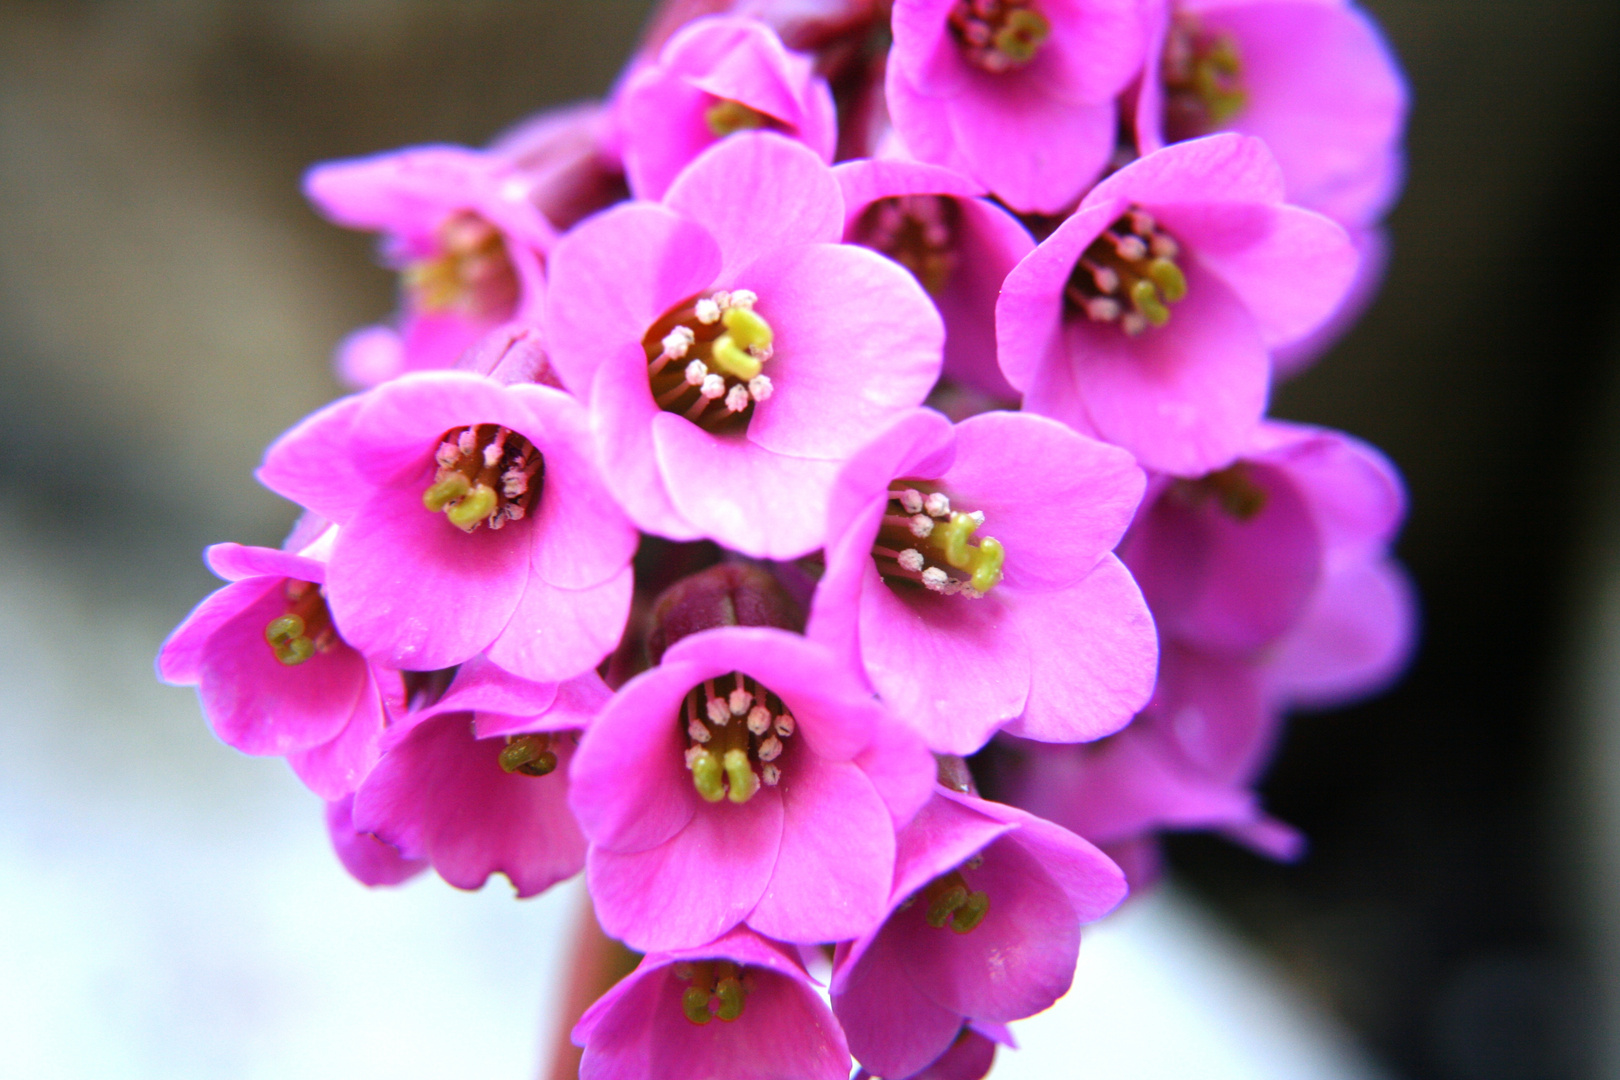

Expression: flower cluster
xmin=160 ymin=1 xmax=1411 ymax=1076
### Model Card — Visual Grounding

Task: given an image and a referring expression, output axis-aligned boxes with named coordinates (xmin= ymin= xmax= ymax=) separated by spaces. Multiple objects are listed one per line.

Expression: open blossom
xmin=617 ymin=16 xmax=838 ymax=201
xmin=997 ymin=133 xmax=1358 ymax=475
xmin=157 ymin=540 xmax=391 ymax=799
xmin=832 ymin=788 xmax=1127 ymax=1078
xmin=304 ymin=146 xmax=557 ymax=387
xmin=1134 ymin=0 xmax=1407 ymax=228
xmin=886 ymin=0 xmax=1149 ymax=214
xmin=348 ymin=658 xmax=610 ymax=897
xmin=545 ymin=132 xmax=944 ymax=558
xmin=836 ymin=158 xmax=1033 ymax=400
xmin=569 ymin=625 xmax=935 ymax=952
xmin=810 ymin=408 xmax=1157 ymax=754
xmin=573 ymin=927 xmax=851 ymax=1080
xmin=257 ymin=370 xmax=636 ymax=682
xmin=1005 ymin=420 xmax=1413 ymax=864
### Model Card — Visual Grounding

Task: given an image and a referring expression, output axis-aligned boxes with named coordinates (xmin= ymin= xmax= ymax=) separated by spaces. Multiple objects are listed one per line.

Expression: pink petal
xmin=1000 ymin=555 xmax=1159 ymax=744
xmin=835 ymin=925 xmax=968 ymax=1079
xmin=288 ymin=685 xmax=387 ymax=800
xmin=325 ymin=794 xmax=427 ymax=888
xmin=487 ymin=565 xmax=633 ymax=683
xmin=1267 ymin=557 xmax=1416 ymax=709
xmin=940 ymin=87 xmax=1116 ymax=214
xmin=256 ymin=394 xmax=368 ymax=523
xmin=591 ymin=345 xmax=705 ymax=541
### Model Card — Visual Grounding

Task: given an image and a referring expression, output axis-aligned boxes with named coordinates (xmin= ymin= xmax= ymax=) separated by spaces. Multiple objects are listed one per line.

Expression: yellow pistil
xmin=704 ymin=99 xmax=771 ymax=138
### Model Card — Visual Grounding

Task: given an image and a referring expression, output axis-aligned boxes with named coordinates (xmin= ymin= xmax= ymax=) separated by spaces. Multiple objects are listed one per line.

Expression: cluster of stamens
xmin=1161 ymin=15 xmax=1246 ymax=142
xmin=422 ymin=424 xmax=544 ymax=532
xmin=403 ymin=211 xmax=521 ymax=318
xmin=498 ymin=733 xmax=559 ymax=777
xmin=643 ymin=290 xmax=776 ymax=433
xmin=263 ymin=579 xmax=337 ymax=666
xmin=1172 ymin=462 xmax=1268 ymax=521
xmin=704 ymin=98 xmax=774 ymax=138
xmin=853 ymin=195 xmax=961 ymax=296
xmin=674 ymin=960 xmax=752 ymax=1025
xmin=948 ymin=0 xmax=1051 ymax=73
xmin=681 ymin=673 xmax=797 ymax=804
xmin=1066 ymin=208 xmax=1188 ymax=335
xmin=871 ymin=484 xmax=1005 ymax=597
xmin=901 ymin=856 xmax=990 ymax=934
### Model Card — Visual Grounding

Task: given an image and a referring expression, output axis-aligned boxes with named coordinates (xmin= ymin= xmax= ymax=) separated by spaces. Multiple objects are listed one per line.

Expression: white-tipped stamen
xmin=747 ymin=374 xmax=773 ymax=402
xmin=661 ymin=326 xmax=695 ymax=359
xmin=695 ymin=298 xmax=721 ymax=324
xmin=910 ymin=514 xmax=935 ymax=538
xmin=725 ymin=384 xmax=751 ymax=413
xmin=924 ymin=492 xmax=951 ymax=518
xmin=727 ymin=289 xmax=758 ymax=309
xmin=688 ymin=717 xmax=712 ymax=743
xmin=700 ymin=373 xmax=726 ymax=400
xmin=1085 ymin=297 xmax=1122 ymax=322
xmin=898 ymin=488 xmax=924 ymax=514
xmin=898 ymin=548 xmax=925 ymax=573
xmin=1121 ymin=312 xmax=1148 ymax=336
xmin=774 ymin=713 xmax=795 ymax=737
xmin=729 ymin=687 xmax=753 ymax=716
xmin=757 ymin=736 xmax=782 ymax=762
xmin=762 ymin=763 xmax=781 ymax=786
xmin=922 ymin=566 xmax=950 ymax=592
xmin=747 ymin=705 xmax=772 ymax=735
xmin=707 ymin=695 xmax=731 ymax=726
xmin=685 ymin=359 xmax=708 ymax=385
xmin=685 ymin=745 xmax=708 ymax=769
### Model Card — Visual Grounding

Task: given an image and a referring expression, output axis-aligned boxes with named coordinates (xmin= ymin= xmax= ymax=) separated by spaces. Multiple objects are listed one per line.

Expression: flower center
xmin=949 ymin=0 xmax=1051 ymax=73
xmin=421 ymin=424 xmax=544 ymax=533
xmin=870 ymin=483 xmax=1005 ymax=597
xmin=1161 ymin=14 xmax=1246 ymax=142
xmin=403 ymin=211 xmax=521 ymax=319
xmin=1171 ymin=462 xmax=1267 ymax=521
xmin=263 ymin=579 xmax=337 ymax=665
xmin=680 ymin=673 xmax=797 ymax=804
xmin=675 ymin=959 xmax=752 ymax=1024
xmin=1065 ymin=207 xmax=1188 ymax=335
xmin=852 ymin=195 xmax=961 ymax=296
xmin=498 ymin=733 xmax=559 ymax=777
xmin=911 ymin=858 xmax=990 ymax=934
xmin=643 ymin=290 xmax=776 ymax=434
xmin=704 ymin=99 xmax=774 ymax=138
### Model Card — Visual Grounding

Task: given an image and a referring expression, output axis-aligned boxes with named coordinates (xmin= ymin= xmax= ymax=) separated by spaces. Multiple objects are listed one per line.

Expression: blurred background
xmin=2 ymin=0 xmax=1618 ymax=1077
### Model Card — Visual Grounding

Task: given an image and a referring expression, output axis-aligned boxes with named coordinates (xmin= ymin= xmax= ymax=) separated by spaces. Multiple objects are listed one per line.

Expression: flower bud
xmin=646 ymin=563 xmax=804 ymax=664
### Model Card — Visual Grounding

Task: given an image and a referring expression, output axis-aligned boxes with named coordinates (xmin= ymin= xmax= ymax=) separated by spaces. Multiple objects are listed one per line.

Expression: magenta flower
xmin=617 ymin=16 xmax=838 ymax=201
xmin=305 ymin=146 xmax=556 ymax=386
xmin=325 ymin=793 xmax=427 ymax=888
xmin=569 ymin=625 xmax=936 ymax=952
xmin=832 ymin=788 xmax=1127 ymax=1078
xmin=545 ymin=132 xmax=944 ymax=558
xmin=349 ymin=659 xmax=608 ymax=897
xmin=157 ymin=541 xmax=391 ymax=799
xmin=886 ymin=0 xmax=1149 ymax=213
xmin=855 ymin=1025 xmax=1010 ymax=1080
xmin=835 ymin=158 xmax=1033 ymax=400
xmin=997 ymin=134 xmax=1358 ymax=475
xmin=489 ymin=100 xmax=630 ymax=232
xmin=1008 ymin=420 xmax=1412 ymax=862
xmin=1134 ymin=0 xmax=1408 ymax=227
xmin=573 ymin=927 xmax=851 ymax=1080
xmin=257 ymin=370 xmax=637 ymax=682
xmin=809 ymin=408 xmax=1157 ymax=754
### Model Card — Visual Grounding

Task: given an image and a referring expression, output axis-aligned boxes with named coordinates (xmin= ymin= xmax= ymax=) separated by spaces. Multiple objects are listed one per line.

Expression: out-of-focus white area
xmin=0 ymin=522 xmax=1390 ymax=1080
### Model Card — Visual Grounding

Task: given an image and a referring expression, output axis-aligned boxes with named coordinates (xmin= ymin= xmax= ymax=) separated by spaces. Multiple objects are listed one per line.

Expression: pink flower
xmin=831 ymin=789 xmax=1126 ymax=1078
xmin=545 ymin=133 xmax=944 ymax=558
xmin=257 ymin=371 xmax=637 ymax=682
xmin=886 ymin=0 xmax=1149 ymax=213
xmin=349 ymin=659 xmax=609 ymax=897
xmin=325 ymin=793 xmax=428 ymax=887
xmin=855 ymin=1025 xmax=1009 ymax=1080
xmin=997 ymin=133 xmax=1359 ymax=475
xmin=809 ymin=408 xmax=1157 ymax=754
xmin=489 ymin=101 xmax=630 ymax=232
xmin=569 ymin=625 xmax=936 ymax=951
xmin=835 ymin=158 xmax=1033 ymax=399
xmin=305 ymin=146 xmax=556 ymax=386
xmin=1005 ymin=420 xmax=1413 ymax=863
xmin=157 ymin=541 xmax=391 ymax=799
xmin=1133 ymin=0 xmax=1408 ymax=227
xmin=617 ymin=16 xmax=838 ymax=201
xmin=573 ymin=927 xmax=851 ymax=1080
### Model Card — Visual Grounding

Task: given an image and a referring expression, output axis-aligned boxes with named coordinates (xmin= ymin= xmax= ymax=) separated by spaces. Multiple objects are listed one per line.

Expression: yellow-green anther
xmin=709 ymin=335 xmax=763 ymax=381
xmin=446 ymin=484 xmax=498 ymax=530
xmin=423 ymin=473 xmax=471 ymax=512
xmin=994 ymin=9 xmax=1050 ymax=63
xmin=265 ymin=614 xmax=306 ymax=647
xmin=970 ymin=537 xmax=1005 ymax=593
xmin=692 ymin=750 xmax=725 ymax=803
xmin=274 ymin=636 xmax=317 ymax=666
xmin=952 ymin=891 xmax=990 ymax=934
xmin=723 ymin=748 xmax=759 ymax=804
xmin=1131 ymin=280 xmax=1171 ymax=327
xmin=937 ymin=512 xmax=979 ymax=571
xmin=715 ymin=977 xmax=745 ymax=1021
xmin=499 ymin=737 xmax=557 ymax=776
xmin=705 ymin=99 xmax=768 ymax=138
xmin=1148 ymin=258 xmax=1187 ymax=303
xmin=926 ymin=883 xmax=969 ymax=928
xmin=682 ymin=986 xmax=714 ymax=1025
xmin=722 ymin=306 xmax=772 ymax=351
